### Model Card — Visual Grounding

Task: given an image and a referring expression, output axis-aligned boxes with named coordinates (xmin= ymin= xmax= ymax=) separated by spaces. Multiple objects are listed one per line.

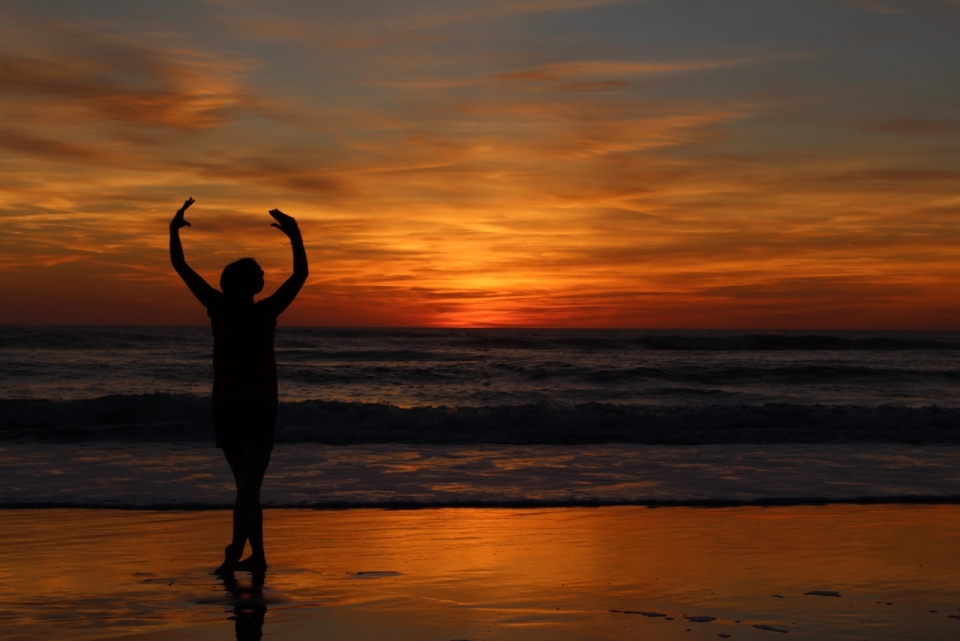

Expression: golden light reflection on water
xmin=3 ymin=506 xmax=960 ymax=640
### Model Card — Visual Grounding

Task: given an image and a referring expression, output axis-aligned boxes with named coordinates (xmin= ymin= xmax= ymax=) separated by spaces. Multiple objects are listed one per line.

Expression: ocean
xmin=2 ymin=326 xmax=960 ymax=508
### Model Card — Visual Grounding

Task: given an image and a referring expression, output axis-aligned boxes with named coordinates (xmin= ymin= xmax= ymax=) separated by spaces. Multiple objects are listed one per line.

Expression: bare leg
xmin=236 ymin=501 xmax=267 ymax=572
xmin=233 ymin=447 xmax=271 ymax=572
xmin=217 ymin=446 xmax=271 ymax=575
xmin=223 ymin=447 xmax=266 ymax=562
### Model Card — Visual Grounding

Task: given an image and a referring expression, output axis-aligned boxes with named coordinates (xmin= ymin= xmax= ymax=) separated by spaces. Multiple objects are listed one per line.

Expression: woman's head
xmin=220 ymin=258 xmax=264 ymax=298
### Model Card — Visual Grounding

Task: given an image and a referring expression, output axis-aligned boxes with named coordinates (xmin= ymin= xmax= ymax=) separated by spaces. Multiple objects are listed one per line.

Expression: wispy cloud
xmin=498 ymin=58 xmax=756 ymax=82
xmin=0 ymin=129 xmax=105 ymax=162
xmin=222 ymin=0 xmax=633 ymax=49
xmin=0 ymin=28 xmax=259 ymax=130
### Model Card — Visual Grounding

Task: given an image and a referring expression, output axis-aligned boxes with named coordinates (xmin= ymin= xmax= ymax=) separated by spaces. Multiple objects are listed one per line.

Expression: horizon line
xmin=1 ymin=324 xmax=959 ymax=332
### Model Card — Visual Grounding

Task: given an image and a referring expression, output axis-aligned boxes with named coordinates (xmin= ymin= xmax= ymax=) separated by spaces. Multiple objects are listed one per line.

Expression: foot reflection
xmin=220 ymin=571 xmax=267 ymax=641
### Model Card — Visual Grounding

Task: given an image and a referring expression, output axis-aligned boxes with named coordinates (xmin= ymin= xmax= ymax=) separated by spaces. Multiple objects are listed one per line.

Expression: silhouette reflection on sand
xmin=221 ymin=570 xmax=267 ymax=641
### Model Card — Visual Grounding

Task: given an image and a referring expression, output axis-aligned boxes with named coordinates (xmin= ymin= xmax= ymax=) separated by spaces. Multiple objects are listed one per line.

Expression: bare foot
xmin=236 ymin=555 xmax=268 ymax=574
xmin=214 ymin=544 xmax=240 ymax=576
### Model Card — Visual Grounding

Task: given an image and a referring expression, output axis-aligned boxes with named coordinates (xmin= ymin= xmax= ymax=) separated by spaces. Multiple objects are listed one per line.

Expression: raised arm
xmin=169 ymin=198 xmax=220 ymax=309
xmin=262 ymin=208 xmax=309 ymax=316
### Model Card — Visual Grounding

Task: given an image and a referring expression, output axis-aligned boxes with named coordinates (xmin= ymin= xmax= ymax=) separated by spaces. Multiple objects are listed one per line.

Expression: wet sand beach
xmin=4 ymin=505 xmax=960 ymax=640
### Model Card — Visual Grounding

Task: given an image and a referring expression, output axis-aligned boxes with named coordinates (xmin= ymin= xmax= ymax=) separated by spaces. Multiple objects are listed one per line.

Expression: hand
xmin=269 ymin=208 xmax=301 ymax=238
xmin=171 ymin=198 xmax=194 ymax=231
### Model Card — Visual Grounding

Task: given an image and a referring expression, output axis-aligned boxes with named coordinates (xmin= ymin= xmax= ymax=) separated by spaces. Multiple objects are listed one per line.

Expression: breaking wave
xmin=3 ymin=394 xmax=959 ymax=445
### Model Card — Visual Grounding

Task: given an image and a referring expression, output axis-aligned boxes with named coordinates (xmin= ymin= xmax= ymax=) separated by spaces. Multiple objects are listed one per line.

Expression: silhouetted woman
xmin=170 ymin=197 xmax=308 ymax=576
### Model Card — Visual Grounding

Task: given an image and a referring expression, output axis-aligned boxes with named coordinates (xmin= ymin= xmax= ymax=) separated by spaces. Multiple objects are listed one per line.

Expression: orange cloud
xmin=0 ymin=129 xmax=104 ymax=161
xmin=497 ymin=58 xmax=757 ymax=82
xmin=0 ymin=46 xmax=246 ymax=130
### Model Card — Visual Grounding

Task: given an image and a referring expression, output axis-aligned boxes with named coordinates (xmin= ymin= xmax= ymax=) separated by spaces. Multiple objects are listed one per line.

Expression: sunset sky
xmin=1 ymin=0 xmax=958 ymax=327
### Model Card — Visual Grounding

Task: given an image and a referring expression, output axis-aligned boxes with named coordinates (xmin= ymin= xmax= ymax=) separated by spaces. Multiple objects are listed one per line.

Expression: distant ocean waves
xmin=4 ymin=327 xmax=958 ymax=352
xmin=4 ymin=327 xmax=960 ymax=407
xmin=450 ymin=332 xmax=960 ymax=352
xmin=2 ymin=393 xmax=959 ymax=445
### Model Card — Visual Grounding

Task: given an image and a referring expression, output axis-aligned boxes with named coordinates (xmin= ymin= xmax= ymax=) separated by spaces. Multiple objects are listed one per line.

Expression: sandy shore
xmin=3 ymin=506 xmax=960 ymax=640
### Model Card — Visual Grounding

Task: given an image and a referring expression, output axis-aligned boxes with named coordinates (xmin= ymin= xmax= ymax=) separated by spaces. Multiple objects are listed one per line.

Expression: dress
xmin=208 ymin=298 xmax=279 ymax=450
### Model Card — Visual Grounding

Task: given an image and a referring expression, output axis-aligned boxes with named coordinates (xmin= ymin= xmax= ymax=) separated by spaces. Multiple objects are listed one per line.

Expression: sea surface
xmin=3 ymin=326 xmax=960 ymax=407
xmin=2 ymin=326 xmax=960 ymax=508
